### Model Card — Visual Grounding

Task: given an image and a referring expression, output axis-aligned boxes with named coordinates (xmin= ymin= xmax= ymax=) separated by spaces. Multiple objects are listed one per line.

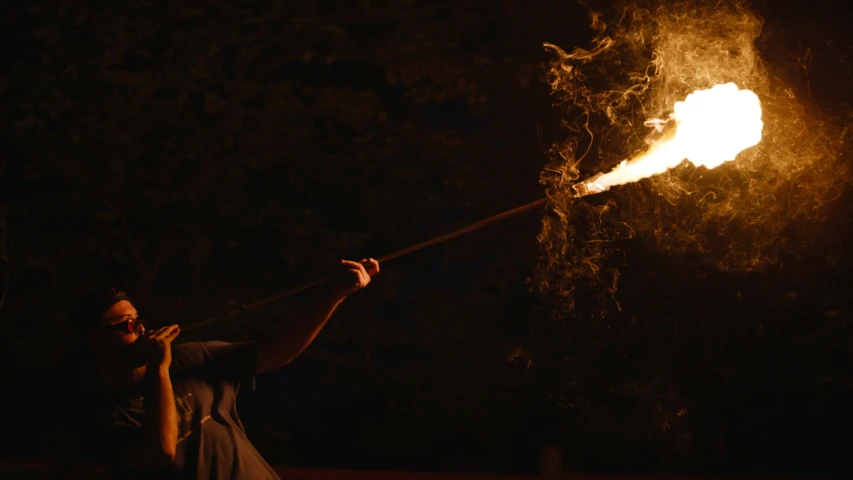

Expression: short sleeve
xmin=199 ymin=341 xmax=259 ymax=388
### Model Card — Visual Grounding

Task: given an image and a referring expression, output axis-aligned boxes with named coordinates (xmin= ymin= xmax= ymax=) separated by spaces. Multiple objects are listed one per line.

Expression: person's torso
xmin=100 ymin=342 xmax=280 ymax=480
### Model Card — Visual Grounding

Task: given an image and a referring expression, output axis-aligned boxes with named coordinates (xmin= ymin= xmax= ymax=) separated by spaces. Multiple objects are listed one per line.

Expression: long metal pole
xmin=182 ymin=197 xmax=548 ymax=333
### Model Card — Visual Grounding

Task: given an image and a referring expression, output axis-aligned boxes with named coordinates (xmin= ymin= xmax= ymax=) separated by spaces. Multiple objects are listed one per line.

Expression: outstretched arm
xmin=256 ymin=258 xmax=379 ymax=374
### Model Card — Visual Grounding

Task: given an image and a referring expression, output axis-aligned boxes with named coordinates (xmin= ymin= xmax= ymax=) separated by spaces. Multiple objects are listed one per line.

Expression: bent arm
xmin=256 ymin=258 xmax=378 ymax=375
xmin=256 ymin=287 xmax=346 ymax=375
xmin=116 ymin=367 xmax=178 ymax=469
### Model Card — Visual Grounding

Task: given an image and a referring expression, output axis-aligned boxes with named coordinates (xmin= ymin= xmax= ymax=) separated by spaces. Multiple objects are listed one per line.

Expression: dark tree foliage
xmin=1 ymin=0 xmax=852 ymax=477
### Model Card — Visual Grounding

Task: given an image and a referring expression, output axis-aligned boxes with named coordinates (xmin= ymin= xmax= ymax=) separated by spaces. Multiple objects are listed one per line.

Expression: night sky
xmin=2 ymin=0 xmax=853 ymax=477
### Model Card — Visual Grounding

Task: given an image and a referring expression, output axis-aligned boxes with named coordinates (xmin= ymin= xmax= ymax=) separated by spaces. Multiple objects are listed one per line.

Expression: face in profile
xmin=87 ymin=300 xmax=148 ymax=368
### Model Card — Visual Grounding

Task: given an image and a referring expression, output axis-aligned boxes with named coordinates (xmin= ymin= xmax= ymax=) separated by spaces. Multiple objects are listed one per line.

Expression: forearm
xmin=257 ymin=287 xmax=346 ymax=373
xmin=257 ymin=257 xmax=379 ymax=374
xmin=145 ymin=366 xmax=178 ymax=462
xmin=116 ymin=366 xmax=178 ymax=470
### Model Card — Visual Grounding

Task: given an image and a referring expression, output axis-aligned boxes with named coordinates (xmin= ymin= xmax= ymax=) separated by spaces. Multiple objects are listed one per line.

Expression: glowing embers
xmin=573 ymin=83 xmax=764 ymax=197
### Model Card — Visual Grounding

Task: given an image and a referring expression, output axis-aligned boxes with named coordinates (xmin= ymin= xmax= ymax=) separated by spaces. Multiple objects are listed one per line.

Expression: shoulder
xmin=170 ymin=341 xmax=253 ymax=372
xmin=172 ymin=340 xmax=237 ymax=360
xmin=182 ymin=341 xmax=260 ymax=383
xmin=172 ymin=341 xmax=206 ymax=362
xmin=169 ymin=341 xmax=209 ymax=374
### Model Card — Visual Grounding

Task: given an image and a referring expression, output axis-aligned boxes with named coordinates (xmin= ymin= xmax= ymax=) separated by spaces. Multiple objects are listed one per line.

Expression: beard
xmin=112 ymin=336 xmax=148 ymax=370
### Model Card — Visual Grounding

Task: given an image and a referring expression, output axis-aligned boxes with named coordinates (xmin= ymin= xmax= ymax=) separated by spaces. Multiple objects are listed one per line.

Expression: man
xmin=76 ymin=258 xmax=380 ymax=479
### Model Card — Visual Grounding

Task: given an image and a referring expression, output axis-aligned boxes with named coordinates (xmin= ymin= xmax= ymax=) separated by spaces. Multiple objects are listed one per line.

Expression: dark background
xmin=1 ymin=0 xmax=852 ymax=477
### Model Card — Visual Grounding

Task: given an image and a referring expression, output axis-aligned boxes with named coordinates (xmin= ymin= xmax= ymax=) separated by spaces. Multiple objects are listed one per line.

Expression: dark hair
xmin=71 ymin=287 xmax=132 ymax=332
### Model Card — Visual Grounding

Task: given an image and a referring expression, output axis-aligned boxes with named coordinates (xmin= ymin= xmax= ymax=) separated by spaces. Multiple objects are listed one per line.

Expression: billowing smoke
xmin=534 ymin=0 xmax=849 ymax=316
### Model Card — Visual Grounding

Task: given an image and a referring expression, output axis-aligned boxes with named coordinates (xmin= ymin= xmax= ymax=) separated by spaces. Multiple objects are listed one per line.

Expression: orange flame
xmin=574 ymin=82 xmax=763 ymax=196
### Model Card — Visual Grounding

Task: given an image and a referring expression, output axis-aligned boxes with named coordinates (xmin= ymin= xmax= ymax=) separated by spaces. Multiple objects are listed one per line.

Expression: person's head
xmin=73 ymin=288 xmax=147 ymax=369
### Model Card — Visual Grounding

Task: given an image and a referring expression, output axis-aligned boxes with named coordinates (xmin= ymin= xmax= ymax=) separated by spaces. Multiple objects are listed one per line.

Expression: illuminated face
xmin=99 ymin=300 xmax=145 ymax=342
xmin=88 ymin=300 xmax=147 ymax=366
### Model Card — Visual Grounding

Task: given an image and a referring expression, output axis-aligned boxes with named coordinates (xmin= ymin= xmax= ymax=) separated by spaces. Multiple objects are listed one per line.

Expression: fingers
xmin=157 ymin=324 xmax=180 ymax=339
xmin=340 ymin=259 xmax=364 ymax=271
xmin=145 ymin=326 xmax=164 ymax=338
xmin=362 ymin=258 xmax=380 ymax=276
xmin=346 ymin=268 xmax=369 ymax=287
xmin=163 ymin=326 xmax=181 ymax=342
xmin=341 ymin=260 xmax=369 ymax=285
xmin=336 ymin=259 xmax=379 ymax=294
xmin=147 ymin=324 xmax=180 ymax=340
xmin=341 ymin=259 xmax=380 ymax=276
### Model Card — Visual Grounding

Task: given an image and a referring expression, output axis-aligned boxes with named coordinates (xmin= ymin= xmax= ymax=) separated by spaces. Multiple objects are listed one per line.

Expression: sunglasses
xmin=100 ymin=317 xmax=146 ymax=335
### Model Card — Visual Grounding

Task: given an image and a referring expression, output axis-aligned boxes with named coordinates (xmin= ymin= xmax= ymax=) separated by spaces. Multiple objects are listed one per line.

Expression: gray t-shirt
xmin=91 ymin=341 xmax=280 ymax=479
